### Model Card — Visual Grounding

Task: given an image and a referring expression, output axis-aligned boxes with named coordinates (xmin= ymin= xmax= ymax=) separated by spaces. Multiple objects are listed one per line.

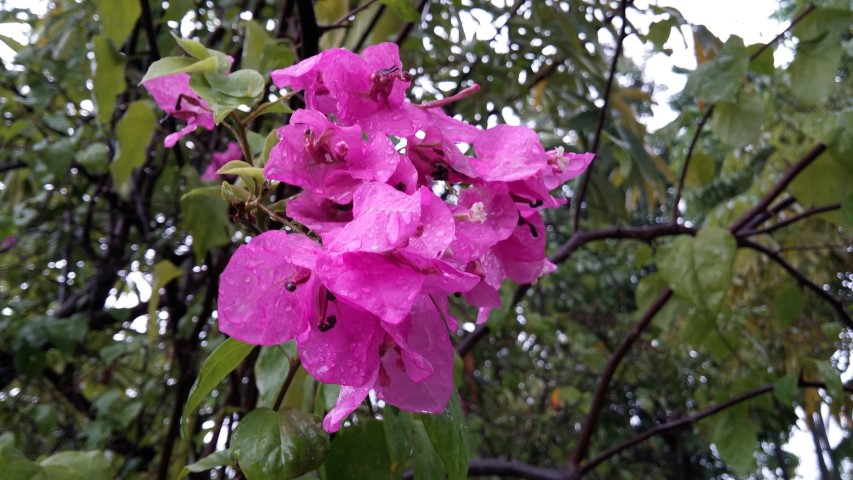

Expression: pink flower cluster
xmin=179 ymin=43 xmax=591 ymax=432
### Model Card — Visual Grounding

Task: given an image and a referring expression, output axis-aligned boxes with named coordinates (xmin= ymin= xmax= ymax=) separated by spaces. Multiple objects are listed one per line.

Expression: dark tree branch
xmin=139 ymin=0 xmax=161 ymax=63
xmin=353 ymin=4 xmax=386 ymax=52
xmin=272 ymin=357 xmax=302 ymax=411
xmin=670 ymin=107 xmax=714 ymax=223
xmin=743 ymin=203 xmax=840 ymax=237
xmin=326 ymin=0 xmax=378 ymax=28
xmin=568 ymin=288 xmax=674 ymax=468
xmin=742 ymin=196 xmax=797 ymax=232
xmin=571 ymin=0 xmax=629 ymax=233
xmin=729 ymin=144 xmax=827 ymax=233
xmin=295 ymin=0 xmax=320 ymax=58
xmin=0 ymin=160 xmax=26 ymax=173
xmin=394 ymin=0 xmax=429 ymax=46
xmin=739 ymin=237 xmax=852 ymax=328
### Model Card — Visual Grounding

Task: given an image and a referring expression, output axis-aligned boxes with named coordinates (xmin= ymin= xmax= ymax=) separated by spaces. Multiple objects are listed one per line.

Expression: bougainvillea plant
xmin=144 ymin=42 xmax=592 ymax=433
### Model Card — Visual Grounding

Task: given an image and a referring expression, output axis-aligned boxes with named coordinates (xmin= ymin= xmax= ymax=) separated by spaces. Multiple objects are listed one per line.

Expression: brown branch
xmin=729 ymin=144 xmax=827 ymax=233
xmin=394 ymin=0 xmax=429 ymax=46
xmin=353 ymin=4 xmax=386 ymax=52
xmin=739 ymin=237 xmax=852 ymax=328
xmin=273 ymin=357 xmax=302 ymax=410
xmin=571 ymin=0 xmax=629 ymax=233
xmin=327 ymin=0 xmax=378 ymax=28
xmin=0 ymin=161 xmax=26 ymax=173
xmin=749 ymin=3 xmax=816 ymax=62
xmin=139 ymin=0 xmax=161 ymax=63
xmin=742 ymin=196 xmax=796 ymax=232
xmin=743 ymin=203 xmax=840 ymax=237
xmin=568 ymin=287 xmax=674 ymax=468
xmin=670 ymin=107 xmax=714 ymax=223
xmin=778 ymin=243 xmax=852 ymax=253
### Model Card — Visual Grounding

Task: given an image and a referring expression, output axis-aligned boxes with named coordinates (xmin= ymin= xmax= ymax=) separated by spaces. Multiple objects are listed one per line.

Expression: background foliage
xmin=1 ymin=0 xmax=852 ymax=478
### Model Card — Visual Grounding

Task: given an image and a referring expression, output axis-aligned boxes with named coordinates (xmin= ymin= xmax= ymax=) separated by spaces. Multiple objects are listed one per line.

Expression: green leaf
xmin=93 ymin=0 xmax=141 ymax=46
xmin=790 ymin=152 xmax=853 ymax=225
xmin=788 ymin=35 xmax=843 ymax=106
xmin=746 ymin=43 xmax=774 ymax=75
xmin=773 ymin=285 xmax=805 ymax=326
xmin=180 ymin=187 xmax=232 ymax=260
xmin=712 ymin=410 xmax=758 ymax=475
xmin=92 ymin=35 xmax=126 ymax=124
xmin=411 ymin=420 xmax=446 ymax=480
xmin=646 ymin=19 xmax=674 ymax=50
xmin=841 ymin=192 xmax=853 ymax=226
xmin=383 ymin=407 xmax=414 ymax=479
xmin=798 ymin=109 xmax=853 ymax=161
xmin=242 ymin=21 xmax=296 ymax=75
xmin=814 ymin=361 xmax=844 ymax=406
xmin=109 ymin=101 xmax=156 ymax=191
xmin=657 ymin=227 xmax=736 ymax=318
xmin=418 ymin=393 xmax=468 ymax=480
xmin=685 ymin=35 xmax=749 ymax=104
xmin=231 ymin=407 xmax=329 ymax=480
xmin=324 ymin=421 xmax=390 ymax=479
xmin=140 ymin=56 xmax=218 ymax=84
xmin=773 ymin=374 xmax=798 ymax=407
xmin=261 ymin=129 xmax=279 ymax=167
xmin=38 ymin=451 xmax=112 ymax=480
xmin=255 ymin=344 xmax=295 ymax=407
xmin=182 ymin=339 xmax=253 ymax=438
xmin=0 ymin=442 xmax=47 ymax=480
xmin=379 ymin=0 xmax=421 ymax=22
xmin=147 ymin=260 xmax=184 ymax=340
xmin=216 ymin=161 xmax=265 ymax=181
xmin=683 ymin=152 xmax=715 ymax=188
xmin=74 ymin=143 xmax=110 ymax=175
xmin=177 ymin=449 xmax=234 ymax=480
xmin=711 ymin=89 xmax=763 ymax=148
xmin=171 ymin=33 xmax=211 ymax=60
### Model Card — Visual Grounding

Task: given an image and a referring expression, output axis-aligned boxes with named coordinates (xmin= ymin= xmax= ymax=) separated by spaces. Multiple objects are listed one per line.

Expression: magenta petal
xmin=325 ymin=182 xmax=421 ymax=253
xmin=322 ymin=372 xmax=376 ymax=433
xmin=472 ymin=125 xmax=547 ymax=182
xmin=298 ymin=293 xmax=383 ymax=387
xmin=405 ymin=188 xmax=454 ymax=259
xmin=143 ymin=73 xmax=214 ymax=147
xmin=316 ymin=252 xmax=424 ymax=324
xmin=217 ymin=232 xmax=319 ymax=345
xmin=286 ymin=192 xmax=353 ymax=237
xmin=493 ymin=210 xmax=549 ymax=284
xmin=375 ymin=297 xmax=453 ymax=413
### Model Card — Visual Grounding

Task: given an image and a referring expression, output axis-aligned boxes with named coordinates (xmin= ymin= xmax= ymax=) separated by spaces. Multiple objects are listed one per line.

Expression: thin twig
xmin=739 ymin=237 xmax=852 ymax=329
xmin=571 ymin=0 xmax=629 ymax=233
xmin=568 ymin=288 xmax=674 ymax=468
xmin=670 ymin=107 xmax=714 ymax=224
xmin=273 ymin=357 xmax=302 ymax=410
xmin=743 ymin=204 xmax=840 ymax=237
xmin=729 ymin=144 xmax=827 ymax=233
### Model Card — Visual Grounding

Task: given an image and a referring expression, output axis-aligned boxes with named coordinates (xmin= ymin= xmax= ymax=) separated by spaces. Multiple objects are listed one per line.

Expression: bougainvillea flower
xmin=271 ymin=44 xmax=411 ymax=126
xmin=321 ymin=296 xmax=454 ymax=432
xmin=324 ymin=182 xmax=421 ymax=253
xmin=447 ymin=184 xmax=518 ymax=264
xmin=142 ymin=73 xmax=215 ymax=148
xmin=201 ymin=142 xmax=242 ymax=181
xmin=285 ymin=191 xmax=354 ymax=236
xmin=468 ymin=124 xmax=548 ymax=182
xmin=376 ymin=296 xmax=454 ymax=412
xmin=217 ymin=231 xmax=319 ymax=345
xmin=493 ymin=209 xmax=555 ymax=284
xmin=264 ymin=109 xmax=399 ymax=203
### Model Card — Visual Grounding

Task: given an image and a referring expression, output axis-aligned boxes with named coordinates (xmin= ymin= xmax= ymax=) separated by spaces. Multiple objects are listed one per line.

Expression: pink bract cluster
xmin=159 ymin=43 xmax=592 ymax=432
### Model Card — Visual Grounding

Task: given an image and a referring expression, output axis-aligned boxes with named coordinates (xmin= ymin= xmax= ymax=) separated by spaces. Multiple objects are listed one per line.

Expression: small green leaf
xmin=216 ymin=161 xmax=264 ymax=181
xmin=412 ymin=419 xmax=446 ymax=480
xmin=773 ymin=285 xmax=805 ymax=326
xmin=180 ymin=187 xmax=232 ymax=260
xmin=712 ymin=410 xmax=758 ymax=475
xmin=773 ymin=374 xmax=798 ymax=407
xmin=74 ymin=143 xmax=110 ymax=174
xmin=93 ymin=0 xmax=141 ymax=46
xmin=140 ymin=56 xmax=218 ymax=84
xmin=814 ymin=361 xmax=843 ymax=409
xmin=0 ymin=442 xmax=47 ymax=480
xmin=657 ymin=227 xmax=736 ymax=318
xmin=711 ymin=89 xmax=763 ymax=148
xmin=177 ymin=449 xmax=234 ymax=480
xmin=383 ymin=407 xmax=414 ymax=479
xmin=171 ymin=33 xmax=211 ymax=60
xmin=685 ymin=35 xmax=749 ymax=104
xmin=110 ymin=101 xmax=156 ymax=191
xmin=221 ymin=182 xmax=252 ymax=203
xmin=92 ymin=35 xmax=126 ymax=124
xmin=39 ymin=451 xmax=112 ymax=480
xmin=255 ymin=344 xmax=295 ymax=407
xmin=324 ymin=420 xmax=390 ymax=479
xmin=418 ymin=393 xmax=468 ymax=480
xmin=231 ymin=408 xmax=329 ymax=480
xmin=379 ymin=0 xmax=421 ymax=22
xmin=147 ymin=260 xmax=184 ymax=339
xmin=261 ymin=129 xmax=279 ymax=167
xmin=683 ymin=152 xmax=715 ymax=189
xmin=182 ymin=339 xmax=254 ymax=438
